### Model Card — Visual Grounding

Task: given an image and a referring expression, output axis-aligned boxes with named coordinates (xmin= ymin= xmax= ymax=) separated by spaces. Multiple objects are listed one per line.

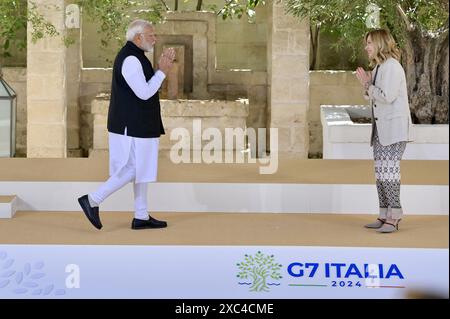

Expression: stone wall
xmin=1 ymin=1 xmax=365 ymax=71
xmin=309 ymin=71 xmax=367 ymax=156
xmin=79 ymin=10 xmax=269 ymax=156
xmin=81 ymin=3 xmax=268 ymax=72
xmin=91 ymin=96 xmax=249 ymax=153
xmin=2 ymin=67 xmax=27 ymax=157
xmin=267 ymin=0 xmax=310 ymax=158
xmin=79 ymin=68 xmax=112 ymax=156
xmin=7 ymin=3 xmax=366 ymax=158
xmin=5 ymin=67 xmax=367 ymax=158
xmin=155 ymin=12 xmax=215 ymax=100
xmin=215 ymin=6 xmax=267 ymax=71
xmin=80 ymin=67 xmax=267 ymax=155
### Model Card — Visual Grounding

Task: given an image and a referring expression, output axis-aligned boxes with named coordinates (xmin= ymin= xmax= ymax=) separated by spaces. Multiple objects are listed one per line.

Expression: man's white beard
xmin=142 ymin=40 xmax=154 ymax=53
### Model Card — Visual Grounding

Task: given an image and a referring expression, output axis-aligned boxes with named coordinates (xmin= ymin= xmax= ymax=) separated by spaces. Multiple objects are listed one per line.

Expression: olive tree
xmin=286 ymin=0 xmax=449 ymax=124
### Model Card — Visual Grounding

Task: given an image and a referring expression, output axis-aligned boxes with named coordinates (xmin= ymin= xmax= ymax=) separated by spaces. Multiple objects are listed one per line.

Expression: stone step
xmin=0 ymin=181 xmax=447 ymax=215
xmin=0 ymin=195 xmax=17 ymax=218
xmin=0 ymin=157 xmax=447 ymax=215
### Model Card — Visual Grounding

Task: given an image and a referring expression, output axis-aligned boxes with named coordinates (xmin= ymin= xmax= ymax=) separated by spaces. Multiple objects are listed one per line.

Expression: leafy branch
xmin=216 ymin=0 xmax=265 ymax=22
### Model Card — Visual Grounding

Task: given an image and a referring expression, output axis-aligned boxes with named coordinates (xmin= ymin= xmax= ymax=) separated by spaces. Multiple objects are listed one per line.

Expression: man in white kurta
xmin=77 ymin=20 xmax=175 ymax=230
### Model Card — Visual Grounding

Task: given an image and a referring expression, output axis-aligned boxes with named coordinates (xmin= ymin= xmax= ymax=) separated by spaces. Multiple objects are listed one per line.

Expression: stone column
xmin=267 ymin=0 xmax=310 ymax=158
xmin=65 ymin=3 xmax=82 ymax=157
xmin=27 ymin=0 xmax=69 ymax=157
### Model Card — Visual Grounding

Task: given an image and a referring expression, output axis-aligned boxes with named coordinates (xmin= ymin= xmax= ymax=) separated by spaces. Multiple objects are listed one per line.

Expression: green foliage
xmin=285 ymin=0 xmax=449 ymax=60
xmin=1 ymin=0 xmax=171 ymax=59
xmin=76 ymin=0 xmax=165 ymax=49
xmin=3 ymin=0 xmax=447 ymax=63
xmin=0 ymin=0 xmax=27 ymax=57
xmin=0 ymin=0 xmax=217 ymax=61
xmin=28 ymin=2 xmax=60 ymax=43
xmin=412 ymin=1 xmax=449 ymax=34
xmin=1 ymin=0 xmax=58 ymax=58
xmin=217 ymin=0 xmax=264 ymax=22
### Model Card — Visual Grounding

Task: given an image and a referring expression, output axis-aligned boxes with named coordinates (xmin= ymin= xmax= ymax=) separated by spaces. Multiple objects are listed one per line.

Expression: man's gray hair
xmin=126 ymin=19 xmax=153 ymax=41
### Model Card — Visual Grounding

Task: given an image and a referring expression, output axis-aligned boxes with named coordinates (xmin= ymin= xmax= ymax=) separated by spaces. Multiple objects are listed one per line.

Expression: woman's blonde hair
xmin=365 ymin=29 xmax=401 ymax=67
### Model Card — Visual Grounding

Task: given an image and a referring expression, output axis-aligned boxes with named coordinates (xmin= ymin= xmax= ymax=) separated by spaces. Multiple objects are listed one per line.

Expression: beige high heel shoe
xmin=376 ymin=219 xmax=401 ymax=233
xmin=364 ymin=218 xmax=386 ymax=229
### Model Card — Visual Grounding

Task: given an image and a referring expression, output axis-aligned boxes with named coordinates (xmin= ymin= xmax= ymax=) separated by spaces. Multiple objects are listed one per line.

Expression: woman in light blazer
xmin=356 ymin=29 xmax=413 ymax=233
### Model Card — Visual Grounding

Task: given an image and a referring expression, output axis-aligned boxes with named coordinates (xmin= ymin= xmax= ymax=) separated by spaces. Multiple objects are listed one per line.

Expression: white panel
xmin=0 ymin=182 xmax=447 ymax=215
xmin=0 ymin=245 xmax=447 ymax=299
xmin=0 ymin=202 xmax=12 ymax=218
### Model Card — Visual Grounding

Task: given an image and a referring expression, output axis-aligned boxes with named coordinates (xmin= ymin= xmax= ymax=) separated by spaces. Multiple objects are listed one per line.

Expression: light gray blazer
xmin=367 ymin=57 xmax=414 ymax=146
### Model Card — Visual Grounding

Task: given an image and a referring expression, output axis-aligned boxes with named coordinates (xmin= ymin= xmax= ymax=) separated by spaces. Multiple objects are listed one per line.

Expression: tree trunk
xmin=402 ymin=27 xmax=449 ymax=124
xmin=196 ymin=0 xmax=203 ymax=11
xmin=310 ymin=24 xmax=320 ymax=70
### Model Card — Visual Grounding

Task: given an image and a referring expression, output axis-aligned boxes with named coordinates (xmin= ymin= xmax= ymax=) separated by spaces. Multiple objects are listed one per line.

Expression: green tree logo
xmin=236 ymin=251 xmax=282 ymax=292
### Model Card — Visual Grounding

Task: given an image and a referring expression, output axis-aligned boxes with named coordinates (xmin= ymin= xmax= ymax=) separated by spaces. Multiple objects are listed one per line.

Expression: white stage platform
xmin=0 ymin=157 xmax=448 ymax=299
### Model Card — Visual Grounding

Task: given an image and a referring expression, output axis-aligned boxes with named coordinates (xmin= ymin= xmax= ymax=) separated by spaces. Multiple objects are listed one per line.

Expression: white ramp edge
xmin=0 ymin=182 xmax=448 ymax=215
xmin=0 ymin=195 xmax=17 ymax=218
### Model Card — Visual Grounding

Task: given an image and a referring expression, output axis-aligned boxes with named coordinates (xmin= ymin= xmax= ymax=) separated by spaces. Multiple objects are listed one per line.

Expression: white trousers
xmin=89 ymin=138 xmax=149 ymax=220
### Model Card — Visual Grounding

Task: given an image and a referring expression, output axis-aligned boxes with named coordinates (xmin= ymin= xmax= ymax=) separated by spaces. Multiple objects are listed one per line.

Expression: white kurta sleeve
xmin=121 ymin=56 xmax=166 ymax=100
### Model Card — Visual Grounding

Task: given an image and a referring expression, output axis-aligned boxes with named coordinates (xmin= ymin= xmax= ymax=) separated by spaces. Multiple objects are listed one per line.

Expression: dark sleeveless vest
xmin=107 ymin=41 xmax=165 ymax=138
